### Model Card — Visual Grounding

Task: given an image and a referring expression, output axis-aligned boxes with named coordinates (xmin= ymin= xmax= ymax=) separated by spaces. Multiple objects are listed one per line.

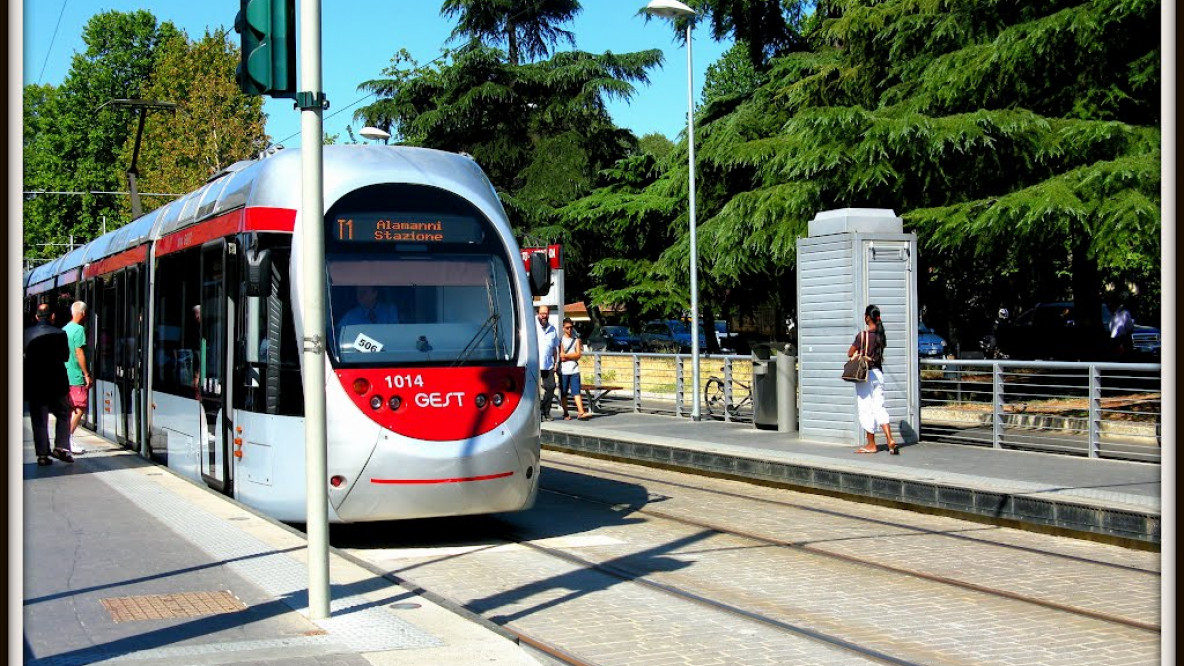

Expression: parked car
xmin=713 ymin=320 xmax=740 ymax=353
xmin=640 ymin=320 xmax=707 ymax=353
xmin=996 ymin=302 xmax=1160 ymax=361
xmin=917 ymin=323 xmax=948 ymax=358
xmin=1131 ymin=324 xmax=1162 ymax=359
xmin=585 ymin=325 xmax=642 ymax=352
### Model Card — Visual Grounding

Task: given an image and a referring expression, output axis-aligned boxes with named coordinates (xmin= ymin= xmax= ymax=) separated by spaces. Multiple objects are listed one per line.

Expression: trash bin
xmin=751 ymin=345 xmax=778 ymax=430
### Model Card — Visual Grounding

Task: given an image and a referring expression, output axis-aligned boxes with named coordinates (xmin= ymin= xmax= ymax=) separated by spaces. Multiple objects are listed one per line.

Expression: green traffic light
xmin=234 ymin=0 xmax=295 ymax=98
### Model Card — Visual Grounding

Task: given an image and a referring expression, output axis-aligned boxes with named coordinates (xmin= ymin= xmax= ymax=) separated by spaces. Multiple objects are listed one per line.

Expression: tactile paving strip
xmin=100 ymin=590 xmax=247 ymax=622
xmin=93 ymin=466 xmax=442 ymax=653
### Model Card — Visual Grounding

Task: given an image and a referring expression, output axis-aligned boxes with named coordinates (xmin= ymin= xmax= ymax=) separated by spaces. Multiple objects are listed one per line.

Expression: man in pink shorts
xmin=61 ymin=300 xmax=92 ymax=460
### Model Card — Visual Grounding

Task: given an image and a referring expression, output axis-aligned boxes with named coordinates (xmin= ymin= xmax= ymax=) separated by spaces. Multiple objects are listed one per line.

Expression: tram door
xmin=118 ymin=266 xmax=145 ymax=452
xmin=198 ymin=241 xmax=233 ymax=493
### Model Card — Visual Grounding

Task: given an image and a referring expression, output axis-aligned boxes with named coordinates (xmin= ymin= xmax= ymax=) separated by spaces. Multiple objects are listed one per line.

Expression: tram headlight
xmin=369 ymin=395 xmax=384 ymax=410
xmin=353 ymin=378 xmax=371 ymax=395
xmin=491 ymin=393 xmax=504 ymax=407
xmin=388 ymin=395 xmax=402 ymax=411
xmin=474 ymin=394 xmax=488 ymax=409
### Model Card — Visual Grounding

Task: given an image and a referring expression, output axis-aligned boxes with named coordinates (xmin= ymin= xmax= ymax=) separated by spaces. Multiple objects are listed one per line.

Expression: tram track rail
xmin=501 ymin=529 xmax=927 ymax=666
xmin=331 ymin=522 xmax=918 ymax=666
xmin=542 ymin=459 xmax=1160 ymax=634
xmin=546 ymin=458 xmax=1159 ymax=576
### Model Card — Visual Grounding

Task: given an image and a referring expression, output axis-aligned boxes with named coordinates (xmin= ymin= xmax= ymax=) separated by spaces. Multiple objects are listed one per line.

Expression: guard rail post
xmin=723 ymin=358 xmax=734 ymax=423
xmin=675 ymin=356 xmax=685 ymax=418
xmin=1088 ymin=364 xmax=1101 ymax=458
xmin=633 ymin=354 xmax=642 ymax=413
xmin=992 ymin=362 xmax=1004 ymax=449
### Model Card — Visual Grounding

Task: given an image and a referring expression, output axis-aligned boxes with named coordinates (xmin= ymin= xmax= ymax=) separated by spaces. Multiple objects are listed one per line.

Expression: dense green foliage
xmin=442 ymin=0 xmax=580 ymax=65
xmin=565 ymin=0 xmax=1161 ymax=341
xmin=23 ymin=11 xmax=181 ymax=260
xmin=23 ymin=12 xmax=267 ymax=263
xmin=123 ymin=29 xmax=269 ymax=215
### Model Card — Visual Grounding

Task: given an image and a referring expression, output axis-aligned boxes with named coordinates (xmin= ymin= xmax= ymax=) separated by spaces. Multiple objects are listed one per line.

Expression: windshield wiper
xmin=452 ymin=273 xmax=505 ymax=365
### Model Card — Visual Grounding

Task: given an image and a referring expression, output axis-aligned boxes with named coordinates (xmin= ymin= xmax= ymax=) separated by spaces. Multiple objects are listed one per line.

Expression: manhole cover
xmin=100 ymin=591 xmax=247 ymax=622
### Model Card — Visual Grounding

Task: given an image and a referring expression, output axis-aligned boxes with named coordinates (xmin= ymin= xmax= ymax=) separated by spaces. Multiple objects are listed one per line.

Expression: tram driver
xmin=338 ymin=285 xmax=399 ymax=327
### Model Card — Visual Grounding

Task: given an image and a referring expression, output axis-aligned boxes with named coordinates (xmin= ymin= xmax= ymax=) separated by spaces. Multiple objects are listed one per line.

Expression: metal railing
xmin=580 ymin=351 xmax=1162 ymax=463
xmin=919 ymin=358 xmax=1161 ymax=462
xmin=585 ymin=351 xmax=754 ymax=421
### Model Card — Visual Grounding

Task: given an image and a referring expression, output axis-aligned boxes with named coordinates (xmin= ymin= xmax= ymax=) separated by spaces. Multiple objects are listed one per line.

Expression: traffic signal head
xmin=234 ymin=0 xmax=296 ymax=97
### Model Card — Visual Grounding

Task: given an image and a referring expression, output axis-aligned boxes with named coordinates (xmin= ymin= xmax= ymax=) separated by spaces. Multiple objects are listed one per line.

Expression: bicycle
xmin=703 ymin=374 xmax=751 ymax=418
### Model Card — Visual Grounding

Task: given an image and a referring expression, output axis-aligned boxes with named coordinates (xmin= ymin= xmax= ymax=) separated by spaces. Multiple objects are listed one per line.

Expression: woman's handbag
xmin=841 ymin=332 xmax=870 ymax=383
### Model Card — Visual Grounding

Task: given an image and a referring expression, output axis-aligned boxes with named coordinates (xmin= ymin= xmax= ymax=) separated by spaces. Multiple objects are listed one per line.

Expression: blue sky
xmin=23 ymin=1 xmax=733 ymax=148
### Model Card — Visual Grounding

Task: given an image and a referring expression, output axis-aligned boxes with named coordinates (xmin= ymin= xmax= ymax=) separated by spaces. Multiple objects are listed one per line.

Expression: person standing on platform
xmin=558 ymin=318 xmax=589 ymax=420
xmin=63 ymin=301 xmax=92 ymax=455
xmin=24 ymin=304 xmax=73 ymax=465
xmin=851 ymin=305 xmax=900 ymax=455
xmin=536 ymin=305 xmax=561 ymax=421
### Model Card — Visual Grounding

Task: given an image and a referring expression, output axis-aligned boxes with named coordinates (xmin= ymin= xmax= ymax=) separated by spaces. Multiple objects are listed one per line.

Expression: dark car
xmin=586 ymin=325 xmax=641 ymax=352
xmin=640 ymin=320 xmax=707 ymax=353
xmin=1131 ymin=324 xmax=1161 ymax=359
xmin=996 ymin=302 xmax=1160 ymax=361
xmin=917 ymin=323 xmax=948 ymax=358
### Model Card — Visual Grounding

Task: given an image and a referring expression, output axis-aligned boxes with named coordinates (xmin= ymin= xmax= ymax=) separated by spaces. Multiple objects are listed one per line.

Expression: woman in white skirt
xmin=851 ymin=305 xmax=900 ymax=455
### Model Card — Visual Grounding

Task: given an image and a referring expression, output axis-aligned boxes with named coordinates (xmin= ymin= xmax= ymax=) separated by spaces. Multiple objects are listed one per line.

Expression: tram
xmin=23 ymin=145 xmax=550 ymax=522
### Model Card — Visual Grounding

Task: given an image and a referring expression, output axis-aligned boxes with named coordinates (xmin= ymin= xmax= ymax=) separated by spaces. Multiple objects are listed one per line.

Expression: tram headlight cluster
xmin=368 ymin=394 xmax=404 ymax=412
xmin=473 ymin=393 xmax=506 ymax=409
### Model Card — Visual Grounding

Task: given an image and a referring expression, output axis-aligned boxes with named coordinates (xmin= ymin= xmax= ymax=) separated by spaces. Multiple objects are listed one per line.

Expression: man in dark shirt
xmin=24 ymin=304 xmax=73 ymax=465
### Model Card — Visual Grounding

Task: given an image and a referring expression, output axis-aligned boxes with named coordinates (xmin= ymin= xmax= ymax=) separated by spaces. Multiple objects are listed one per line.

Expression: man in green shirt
xmin=63 ymin=301 xmax=92 ymax=448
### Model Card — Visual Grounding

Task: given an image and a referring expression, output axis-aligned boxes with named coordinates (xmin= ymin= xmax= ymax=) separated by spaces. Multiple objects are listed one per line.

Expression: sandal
xmin=52 ymin=449 xmax=74 ymax=463
xmin=37 ymin=456 xmax=52 ymax=466
xmin=855 ymin=445 xmax=878 ymax=454
xmin=888 ymin=441 xmax=900 ymax=456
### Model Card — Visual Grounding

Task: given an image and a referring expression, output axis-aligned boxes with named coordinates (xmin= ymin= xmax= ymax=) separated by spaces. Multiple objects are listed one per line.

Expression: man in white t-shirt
xmin=536 ymin=305 xmax=561 ymax=420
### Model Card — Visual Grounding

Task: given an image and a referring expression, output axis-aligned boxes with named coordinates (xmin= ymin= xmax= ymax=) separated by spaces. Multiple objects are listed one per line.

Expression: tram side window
xmin=238 ymin=247 xmax=303 ymax=416
xmin=96 ymin=274 xmax=119 ymax=383
xmin=153 ymin=249 xmax=202 ymax=397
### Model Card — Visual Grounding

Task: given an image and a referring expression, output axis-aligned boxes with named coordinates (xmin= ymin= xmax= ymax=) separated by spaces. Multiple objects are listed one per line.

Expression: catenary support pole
xmin=300 ymin=0 xmax=330 ymax=621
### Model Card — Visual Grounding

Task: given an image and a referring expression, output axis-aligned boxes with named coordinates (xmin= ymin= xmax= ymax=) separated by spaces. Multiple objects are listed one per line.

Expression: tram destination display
xmin=333 ymin=213 xmax=484 ymax=244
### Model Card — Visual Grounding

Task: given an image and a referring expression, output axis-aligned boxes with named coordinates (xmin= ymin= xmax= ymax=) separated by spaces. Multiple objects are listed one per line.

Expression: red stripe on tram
xmin=370 ymin=471 xmax=515 ymax=485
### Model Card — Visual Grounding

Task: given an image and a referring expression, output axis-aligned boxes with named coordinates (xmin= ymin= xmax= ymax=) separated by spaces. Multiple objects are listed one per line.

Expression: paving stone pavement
xmin=346 ymin=450 xmax=1160 ymax=665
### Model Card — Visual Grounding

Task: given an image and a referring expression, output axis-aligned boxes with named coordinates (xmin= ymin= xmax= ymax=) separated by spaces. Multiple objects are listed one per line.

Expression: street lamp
xmin=644 ymin=0 xmax=702 ymax=420
xmin=359 ymin=126 xmax=391 ymax=144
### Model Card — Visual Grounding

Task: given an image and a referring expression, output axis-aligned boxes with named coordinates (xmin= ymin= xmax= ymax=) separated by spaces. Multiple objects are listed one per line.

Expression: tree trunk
xmin=1069 ymin=220 xmax=1105 ymax=360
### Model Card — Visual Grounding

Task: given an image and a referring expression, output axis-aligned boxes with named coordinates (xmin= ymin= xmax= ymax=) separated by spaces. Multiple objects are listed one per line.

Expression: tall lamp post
xmin=644 ymin=0 xmax=701 ymax=420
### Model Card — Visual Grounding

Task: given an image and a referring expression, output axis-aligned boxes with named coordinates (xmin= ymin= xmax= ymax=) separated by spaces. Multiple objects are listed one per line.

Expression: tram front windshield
xmin=327 ymin=254 xmax=516 ymax=365
xmin=324 ymin=185 xmax=518 ymax=367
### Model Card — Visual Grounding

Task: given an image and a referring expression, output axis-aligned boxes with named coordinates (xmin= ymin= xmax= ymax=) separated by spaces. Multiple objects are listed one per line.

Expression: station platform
xmin=19 ymin=417 xmax=539 ymax=666
xmin=541 ymin=410 xmax=1163 ymax=547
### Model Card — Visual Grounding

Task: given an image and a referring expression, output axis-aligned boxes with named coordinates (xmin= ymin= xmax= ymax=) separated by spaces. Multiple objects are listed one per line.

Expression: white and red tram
xmin=24 ymin=145 xmax=548 ymax=522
